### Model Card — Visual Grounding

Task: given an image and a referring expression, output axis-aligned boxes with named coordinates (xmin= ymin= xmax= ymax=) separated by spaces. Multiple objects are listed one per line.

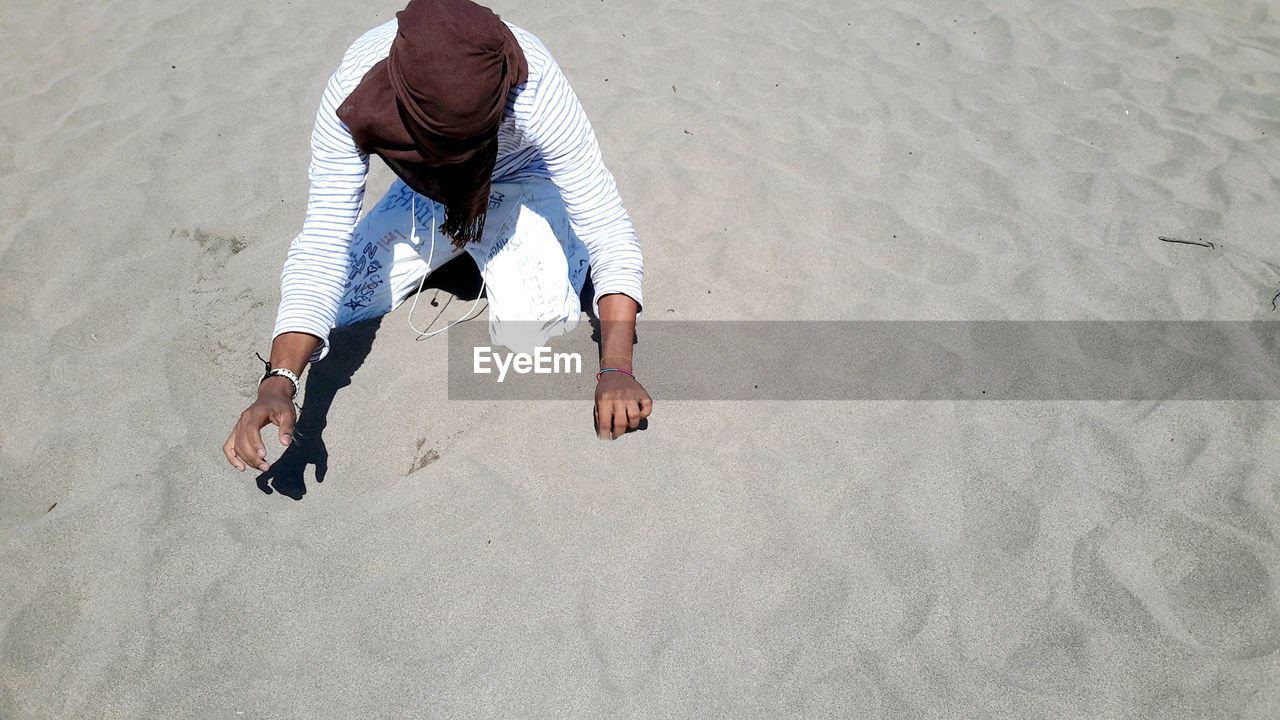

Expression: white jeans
xmin=336 ymin=178 xmax=590 ymax=351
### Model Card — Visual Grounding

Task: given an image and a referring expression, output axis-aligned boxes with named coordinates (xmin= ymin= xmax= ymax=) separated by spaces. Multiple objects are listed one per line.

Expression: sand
xmin=3 ymin=0 xmax=1280 ymax=717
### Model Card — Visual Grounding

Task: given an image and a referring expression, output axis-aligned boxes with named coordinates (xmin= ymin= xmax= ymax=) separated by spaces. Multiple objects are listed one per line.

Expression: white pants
xmin=336 ymin=178 xmax=590 ymax=351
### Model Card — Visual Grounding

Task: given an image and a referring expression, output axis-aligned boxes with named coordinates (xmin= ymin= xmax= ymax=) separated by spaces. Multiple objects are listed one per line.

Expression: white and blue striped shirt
xmin=273 ymin=20 xmax=644 ymax=355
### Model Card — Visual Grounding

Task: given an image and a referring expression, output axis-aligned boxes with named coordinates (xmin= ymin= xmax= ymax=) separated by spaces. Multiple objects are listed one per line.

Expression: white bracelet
xmin=260 ymin=367 xmax=299 ymax=398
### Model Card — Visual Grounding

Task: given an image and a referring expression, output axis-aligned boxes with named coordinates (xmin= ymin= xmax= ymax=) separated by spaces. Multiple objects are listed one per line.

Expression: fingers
xmin=227 ymin=407 xmax=271 ymax=473
xmin=274 ymin=407 xmax=297 ymax=447
xmin=224 ymin=394 xmax=302 ymax=472
xmin=595 ymin=400 xmax=639 ymax=439
xmin=595 ymin=381 xmax=654 ymax=440
xmin=628 ymin=390 xmax=653 ymax=428
xmin=236 ymin=428 xmax=270 ymax=473
xmin=225 ymin=425 xmax=265 ymax=472
xmin=625 ymin=399 xmax=644 ymax=430
xmin=595 ymin=402 xmax=611 ymax=440
xmin=637 ymin=393 xmax=653 ymax=420
xmin=594 ymin=399 xmax=627 ymax=440
xmin=611 ymin=403 xmax=627 ymax=439
xmin=223 ymin=433 xmax=245 ymax=471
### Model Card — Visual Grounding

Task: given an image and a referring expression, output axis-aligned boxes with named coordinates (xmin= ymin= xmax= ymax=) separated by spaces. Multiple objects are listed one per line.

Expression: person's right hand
xmin=224 ymin=378 xmax=297 ymax=472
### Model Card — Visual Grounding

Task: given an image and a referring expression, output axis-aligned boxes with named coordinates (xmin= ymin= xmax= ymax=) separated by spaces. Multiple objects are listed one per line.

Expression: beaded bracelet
xmin=256 ymin=352 xmax=299 ymax=399
xmin=596 ymin=368 xmax=636 ymax=382
xmin=262 ymin=368 xmax=300 ymax=399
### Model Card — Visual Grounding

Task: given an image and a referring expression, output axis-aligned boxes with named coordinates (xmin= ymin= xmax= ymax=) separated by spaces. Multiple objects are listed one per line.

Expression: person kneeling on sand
xmin=224 ymin=0 xmax=652 ymax=473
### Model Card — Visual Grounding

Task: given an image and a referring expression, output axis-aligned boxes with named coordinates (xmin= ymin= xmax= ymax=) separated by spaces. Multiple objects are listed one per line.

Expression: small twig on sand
xmin=1271 ymin=289 xmax=1280 ymax=311
xmin=1159 ymin=235 xmax=1216 ymax=249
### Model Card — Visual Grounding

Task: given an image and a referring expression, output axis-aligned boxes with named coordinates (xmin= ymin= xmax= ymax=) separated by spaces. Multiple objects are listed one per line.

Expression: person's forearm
xmin=259 ymin=332 xmax=322 ymax=397
xmin=597 ymin=293 xmax=637 ymax=371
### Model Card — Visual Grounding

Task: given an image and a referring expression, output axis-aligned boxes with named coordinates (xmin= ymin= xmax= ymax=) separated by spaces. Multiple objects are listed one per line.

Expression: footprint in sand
xmin=407 ymin=438 xmax=441 ymax=476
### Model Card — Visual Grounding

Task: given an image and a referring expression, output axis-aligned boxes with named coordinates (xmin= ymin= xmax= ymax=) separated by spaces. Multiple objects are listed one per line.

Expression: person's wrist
xmin=596 ymin=368 xmax=636 ymax=383
xmin=599 ymin=355 xmax=633 ymax=372
xmin=257 ymin=375 xmax=296 ymax=399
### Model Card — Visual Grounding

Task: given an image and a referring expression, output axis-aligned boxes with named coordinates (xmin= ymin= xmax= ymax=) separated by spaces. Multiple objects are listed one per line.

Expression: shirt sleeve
xmin=272 ymin=63 xmax=371 ymax=363
xmin=525 ymin=61 xmax=644 ymax=315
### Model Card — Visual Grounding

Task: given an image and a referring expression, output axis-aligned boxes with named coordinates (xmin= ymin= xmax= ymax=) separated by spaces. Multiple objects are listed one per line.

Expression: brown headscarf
xmin=336 ymin=0 xmax=528 ymax=247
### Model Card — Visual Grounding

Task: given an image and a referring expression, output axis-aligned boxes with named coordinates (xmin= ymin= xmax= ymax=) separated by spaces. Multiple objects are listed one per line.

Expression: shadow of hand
xmin=255 ymin=430 xmax=329 ymax=500
xmin=248 ymin=318 xmax=379 ymax=500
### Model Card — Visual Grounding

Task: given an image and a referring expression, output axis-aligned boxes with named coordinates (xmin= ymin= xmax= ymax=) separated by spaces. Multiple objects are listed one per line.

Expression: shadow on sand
xmin=255 ymin=255 xmax=486 ymax=499
xmin=254 ymin=316 xmax=380 ymax=500
xmin=252 ymin=255 xmax=638 ymax=497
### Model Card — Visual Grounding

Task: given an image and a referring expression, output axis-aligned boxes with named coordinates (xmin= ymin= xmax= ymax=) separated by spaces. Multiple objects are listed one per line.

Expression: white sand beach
xmin=3 ymin=0 xmax=1280 ymax=717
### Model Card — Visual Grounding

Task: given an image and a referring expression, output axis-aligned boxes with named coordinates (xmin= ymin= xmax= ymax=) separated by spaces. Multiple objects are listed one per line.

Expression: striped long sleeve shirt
xmin=273 ymin=19 xmax=644 ymax=361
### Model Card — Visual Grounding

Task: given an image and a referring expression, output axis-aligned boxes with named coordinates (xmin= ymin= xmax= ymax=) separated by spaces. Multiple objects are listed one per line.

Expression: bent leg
xmin=468 ymin=180 xmax=590 ymax=352
xmin=334 ymin=180 xmax=465 ymax=328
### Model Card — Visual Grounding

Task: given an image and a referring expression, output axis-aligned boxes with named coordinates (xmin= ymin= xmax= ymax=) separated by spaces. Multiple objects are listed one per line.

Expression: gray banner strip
xmin=447 ymin=321 xmax=1280 ymax=400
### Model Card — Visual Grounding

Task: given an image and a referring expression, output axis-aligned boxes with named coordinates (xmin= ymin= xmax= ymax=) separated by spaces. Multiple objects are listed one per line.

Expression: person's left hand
xmin=594 ymin=372 xmax=653 ymax=439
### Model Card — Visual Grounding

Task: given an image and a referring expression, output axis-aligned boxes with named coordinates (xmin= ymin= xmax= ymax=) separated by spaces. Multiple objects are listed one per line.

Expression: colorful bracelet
xmin=596 ymin=368 xmax=636 ymax=382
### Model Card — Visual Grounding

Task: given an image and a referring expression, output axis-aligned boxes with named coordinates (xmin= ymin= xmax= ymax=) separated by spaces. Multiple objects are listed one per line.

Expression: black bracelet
xmin=255 ymin=352 xmax=299 ymax=398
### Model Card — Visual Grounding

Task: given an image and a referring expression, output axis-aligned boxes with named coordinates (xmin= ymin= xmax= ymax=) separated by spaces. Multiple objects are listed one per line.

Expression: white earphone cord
xmin=405 ymin=194 xmax=487 ymax=339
